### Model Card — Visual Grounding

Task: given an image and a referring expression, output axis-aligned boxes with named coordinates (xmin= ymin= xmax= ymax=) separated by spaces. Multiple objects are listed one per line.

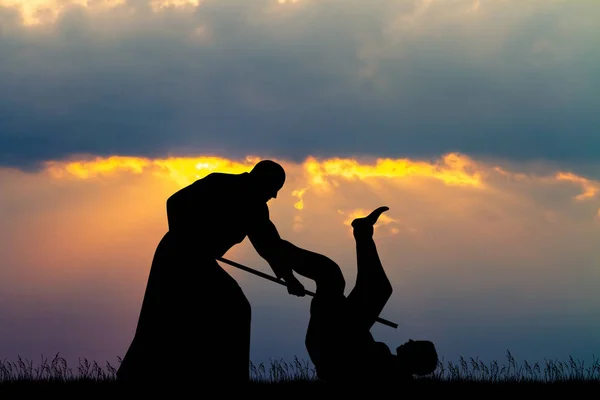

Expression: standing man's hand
xmin=284 ymin=275 xmax=306 ymax=297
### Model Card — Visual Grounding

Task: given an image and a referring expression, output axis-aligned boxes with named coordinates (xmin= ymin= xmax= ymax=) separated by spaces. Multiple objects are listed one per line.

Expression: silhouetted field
xmin=0 ymin=351 xmax=598 ymax=395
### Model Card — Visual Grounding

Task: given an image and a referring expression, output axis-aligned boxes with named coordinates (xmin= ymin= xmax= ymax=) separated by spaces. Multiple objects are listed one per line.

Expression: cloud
xmin=555 ymin=172 xmax=599 ymax=201
xmin=0 ymin=0 xmax=202 ymax=26
xmin=1 ymin=0 xmax=599 ymax=170
xmin=0 ymin=1 xmax=123 ymax=26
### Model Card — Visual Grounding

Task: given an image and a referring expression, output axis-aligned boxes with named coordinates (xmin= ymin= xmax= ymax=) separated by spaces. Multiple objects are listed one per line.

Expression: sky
xmin=1 ymin=0 xmax=599 ymax=375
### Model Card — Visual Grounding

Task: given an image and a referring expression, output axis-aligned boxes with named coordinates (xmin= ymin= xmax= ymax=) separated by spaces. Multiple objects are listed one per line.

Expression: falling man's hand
xmin=284 ymin=275 xmax=306 ymax=297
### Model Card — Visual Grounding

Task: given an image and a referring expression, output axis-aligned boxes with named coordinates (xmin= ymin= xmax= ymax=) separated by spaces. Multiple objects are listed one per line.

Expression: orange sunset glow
xmin=2 ymin=155 xmax=600 ymax=373
xmin=2 ymin=0 xmax=600 ymax=382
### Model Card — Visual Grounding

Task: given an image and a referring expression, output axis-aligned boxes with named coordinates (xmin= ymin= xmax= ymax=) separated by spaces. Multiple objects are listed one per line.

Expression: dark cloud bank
xmin=1 ymin=0 xmax=598 ymax=173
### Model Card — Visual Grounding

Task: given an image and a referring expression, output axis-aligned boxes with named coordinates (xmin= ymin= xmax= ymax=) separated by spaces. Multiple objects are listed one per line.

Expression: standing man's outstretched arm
xmin=248 ymin=204 xmax=306 ymax=297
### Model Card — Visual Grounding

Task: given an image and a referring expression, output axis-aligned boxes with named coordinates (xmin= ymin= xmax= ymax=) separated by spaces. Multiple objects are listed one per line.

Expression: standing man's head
xmin=249 ymin=160 xmax=286 ymax=203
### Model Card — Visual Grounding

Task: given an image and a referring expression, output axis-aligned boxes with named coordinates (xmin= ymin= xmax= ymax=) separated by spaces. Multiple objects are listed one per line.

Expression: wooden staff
xmin=217 ymin=256 xmax=398 ymax=329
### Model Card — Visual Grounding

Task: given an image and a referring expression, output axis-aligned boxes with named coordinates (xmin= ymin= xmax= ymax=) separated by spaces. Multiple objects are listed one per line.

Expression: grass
xmin=0 ymin=350 xmax=598 ymax=394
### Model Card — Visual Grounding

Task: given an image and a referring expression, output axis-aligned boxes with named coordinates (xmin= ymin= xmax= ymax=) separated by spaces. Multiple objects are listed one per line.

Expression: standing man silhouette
xmin=117 ymin=160 xmax=306 ymax=386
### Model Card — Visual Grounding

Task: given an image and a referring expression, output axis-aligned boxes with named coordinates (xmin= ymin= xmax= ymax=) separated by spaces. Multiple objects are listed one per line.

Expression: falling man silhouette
xmin=117 ymin=160 xmax=306 ymax=386
xmin=280 ymin=206 xmax=438 ymax=385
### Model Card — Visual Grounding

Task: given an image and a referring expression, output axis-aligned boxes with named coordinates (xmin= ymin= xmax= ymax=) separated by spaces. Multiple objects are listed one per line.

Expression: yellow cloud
xmin=45 ymin=156 xmax=151 ymax=180
xmin=493 ymin=166 xmax=599 ymax=202
xmin=555 ymin=172 xmax=599 ymax=201
xmin=0 ymin=0 xmax=200 ymax=26
xmin=40 ymin=152 xmax=600 ymax=216
xmin=42 ymin=152 xmax=485 ymax=192
xmin=153 ymin=156 xmax=262 ymax=187
xmin=43 ymin=153 xmax=472 ymax=179
xmin=291 ymin=188 xmax=307 ymax=210
xmin=302 ymin=152 xmax=484 ymax=189
xmin=43 ymin=155 xmax=263 ymax=187
xmin=150 ymin=0 xmax=200 ymax=12
xmin=0 ymin=0 xmax=126 ymax=25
